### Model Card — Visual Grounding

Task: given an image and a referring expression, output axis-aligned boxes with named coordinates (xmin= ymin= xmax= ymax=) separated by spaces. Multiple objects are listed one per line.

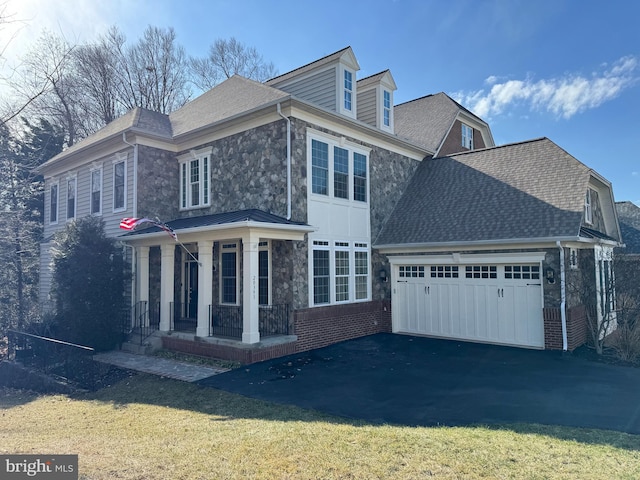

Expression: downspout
xmin=557 ymin=241 xmax=568 ymax=351
xmin=276 ymin=103 xmax=292 ymax=220
xmin=123 ymin=132 xmax=139 ymax=305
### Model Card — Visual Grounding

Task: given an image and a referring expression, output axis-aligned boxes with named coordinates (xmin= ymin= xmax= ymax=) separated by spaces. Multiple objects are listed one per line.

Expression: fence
xmin=6 ymin=330 xmax=101 ymax=389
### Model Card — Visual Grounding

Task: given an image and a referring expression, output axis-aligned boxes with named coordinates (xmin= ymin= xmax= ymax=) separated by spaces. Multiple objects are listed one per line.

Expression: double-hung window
xmin=66 ymin=177 xmax=76 ymax=220
xmin=258 ymin=241 xmax=270 ymax=306
xmin=309 ymin=133 xmax=369 ymax=203
xmin=180 ymin=148 xmax=211 ymax=209
xmin=383 ymin=90 xmax=391 ymax=127
xmin=90 ymin=167 xmax=102 ymax=215
xmin=311 ymin=241 xmax=370 ymax=305
xmin=585 ymin=189 xmax=593 ymax=224
xmin=113 ymin=158 xmax=126 ymax=211
xmin=49 ymin=183 xmax=58 ymax=224
xmin=462 ymin=123 xmax=474 ymax=149
xmin=221 ymin=243 xmax=238 ymax=304
xmin=344 ymin=70 xmax=353 ymax=112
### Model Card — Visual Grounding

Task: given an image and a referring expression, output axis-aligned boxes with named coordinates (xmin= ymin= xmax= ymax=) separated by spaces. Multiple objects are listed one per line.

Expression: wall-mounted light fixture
xmin=379 ymin=269 xmax=388 ymax=282
xmin=545 ymin=267 xmax=555 ymax=284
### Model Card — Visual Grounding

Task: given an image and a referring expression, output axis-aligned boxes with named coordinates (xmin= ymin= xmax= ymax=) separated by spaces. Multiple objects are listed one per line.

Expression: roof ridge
xmin=265 ymin=46 xmax=352 ymax=84
xmin=357 ymin=69 xmax=390 ymax=83
xmin=440 ymin=137 xmax=549 ymax=159
xmin=394 ymin=93 xmax=438 ymax=108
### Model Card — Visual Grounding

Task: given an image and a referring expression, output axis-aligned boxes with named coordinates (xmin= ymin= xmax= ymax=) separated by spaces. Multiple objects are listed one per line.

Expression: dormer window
xmin=344 ymin=70 xmax=353 ymax=111
xmin=462 ymin=123 xmax=474 ymax=149
xmin=585 ymin=189 xmax=593 ymax=224
xmin=383 ymin=90 xmax=391 ymax=127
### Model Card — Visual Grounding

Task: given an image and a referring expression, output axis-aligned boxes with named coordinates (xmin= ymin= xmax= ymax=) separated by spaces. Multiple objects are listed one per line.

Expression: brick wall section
xmin=161 ymin=336 xmax=297 ymax=364
xmin=544 ymin=306 xmax=589 ymax=351
xmin=293 ymin=300 xmax=391 ymax=353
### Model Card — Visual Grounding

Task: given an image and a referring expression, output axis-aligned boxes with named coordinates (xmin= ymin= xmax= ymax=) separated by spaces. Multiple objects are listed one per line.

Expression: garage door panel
xmin=394 ymin=262 xmax=544 ymax=349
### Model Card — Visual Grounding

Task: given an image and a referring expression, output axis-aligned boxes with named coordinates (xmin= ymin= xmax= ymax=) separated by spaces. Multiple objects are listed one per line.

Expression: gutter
xmin=557 ymin=241 xmax=568 ymax=351
xmin=276 ymin=103 xmax=292 ymax=220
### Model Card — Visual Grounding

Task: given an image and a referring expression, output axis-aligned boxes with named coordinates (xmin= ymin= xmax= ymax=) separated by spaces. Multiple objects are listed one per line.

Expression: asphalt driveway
xmin=198 ymin=333 xmax=640 ymax=434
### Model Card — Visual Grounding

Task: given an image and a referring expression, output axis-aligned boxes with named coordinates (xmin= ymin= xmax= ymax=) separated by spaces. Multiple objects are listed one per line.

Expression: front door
xmin=184 ymin=260 xmax=198 ymax=319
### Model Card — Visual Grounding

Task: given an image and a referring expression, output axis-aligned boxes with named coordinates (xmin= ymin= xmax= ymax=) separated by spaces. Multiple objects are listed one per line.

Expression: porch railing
xmin=126 ymin=301 xmax=159 ymax=345
xmin=209 ymin=304 xmax=243 ymax=339
xmin=170 ymin=302 xmax=197 ymax=332
xmin=208 ymin=304 xmax=290 ymax=340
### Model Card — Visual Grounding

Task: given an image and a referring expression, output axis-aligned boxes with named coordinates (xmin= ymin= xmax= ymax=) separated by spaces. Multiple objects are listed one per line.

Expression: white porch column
xmin=242 ymin=232 xmax=260 ymax=344
xmin=159 ymin=243 xmax=175 ymax=332
xmin=197 ymin=240 xmax=213 ymax=338
xmin=137 ymin=246 xmax=150 ymax=327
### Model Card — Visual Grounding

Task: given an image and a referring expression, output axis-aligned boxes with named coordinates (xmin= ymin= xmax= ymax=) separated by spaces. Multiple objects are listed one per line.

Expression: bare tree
xmin=116 ymin=26 xmax=191 ymax=114
xmin=190 ymin=37 xmax=277 ymax=91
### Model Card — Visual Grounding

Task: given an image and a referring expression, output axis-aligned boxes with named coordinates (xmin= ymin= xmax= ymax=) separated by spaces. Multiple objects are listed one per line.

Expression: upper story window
xmin=66 ymin=176 xmax=76 ymax=220
xmin=49 ymin=182 xmax=58 ymax=224
xmin=179 ymin=148 xmax=211 ymax=210
xmin=383 ymin=90 xmax=391 ymax=127
xmin=462 ymin=123 xmax=474 ymax=149
xmin=90 ymin=167 xmax=102 ymax=215
xmin=309 ymin=133 xmax=369 ymax=204
xmin=585 ymin=189 xmax=593 ymax=224
xmin=344 ymin=70 xmax=353 ymax=111
xmin=113 ymin=158 xmax=126 ymax=212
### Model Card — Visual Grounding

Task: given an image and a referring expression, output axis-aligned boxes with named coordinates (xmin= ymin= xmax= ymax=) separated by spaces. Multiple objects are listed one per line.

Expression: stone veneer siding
xmin=136 ymin=145 xmax=180 ymax=221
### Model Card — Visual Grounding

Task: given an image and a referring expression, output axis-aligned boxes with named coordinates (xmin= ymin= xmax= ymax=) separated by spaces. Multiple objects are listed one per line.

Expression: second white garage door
xmin=392 ymin=260 xmax=545 ymax=349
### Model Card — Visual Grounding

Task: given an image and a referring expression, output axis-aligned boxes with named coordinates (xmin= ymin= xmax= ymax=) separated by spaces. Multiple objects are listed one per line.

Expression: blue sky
xmin=2 ymin=0 xmax=639 ymax=203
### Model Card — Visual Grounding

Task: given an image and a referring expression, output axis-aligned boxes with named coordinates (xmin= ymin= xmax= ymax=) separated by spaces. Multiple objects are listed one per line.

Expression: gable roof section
xmin=357 ymin=70 xmax=397 ymax=91
xmin=394 ymin=93 xmax=460 ymax=152
xmin=40 ymin=107 xmax=171 ymax=170
xmin=265 ymin=46 xmax=358 ymax=87
xmin=169 ymin=75 xmax=290 ymax=137
xmin=616 ymin=201 xmax=640 ymax=253
xmin=375 ymin=138 xmax=602 ymax=247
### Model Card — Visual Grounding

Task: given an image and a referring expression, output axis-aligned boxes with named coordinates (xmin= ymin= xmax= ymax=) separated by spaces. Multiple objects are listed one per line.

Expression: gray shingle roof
xmin=40 ymin=107 xmax=171 ymax=169
xmin=616 ymin=201 xmax=640 ymax=253
xmin=169 ymin=75 xmax=289 ymax=137
xmin=375 ymin=138 xmax=595 ymax=246
xmin=121 ymin=209 xmax=309 ymax=238
xmin=394 ymin=93 xmax=460 ymax=152
xmin=265 ymin=47 xmax=353 ymax=86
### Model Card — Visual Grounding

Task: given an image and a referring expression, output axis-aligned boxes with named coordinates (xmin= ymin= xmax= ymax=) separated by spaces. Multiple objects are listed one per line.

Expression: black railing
xmin=260 ymin=304 xmax=290 ymax=337
xmin=208 ymin=304 xmax=290 ymax=339
xmin=6 ymin=330 xmax=100 ymax=389
xmin=170 ymin=302 xmax=197 ymax=332
xmin=210 ymin=304 xmax=243 ymax=339
xmin=127 ymin=301 xmax=159 ymax=345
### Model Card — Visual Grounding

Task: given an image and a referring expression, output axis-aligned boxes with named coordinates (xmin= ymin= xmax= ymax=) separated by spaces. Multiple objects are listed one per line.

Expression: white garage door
xmin=393 ymin=262 xmax=544 ymax=348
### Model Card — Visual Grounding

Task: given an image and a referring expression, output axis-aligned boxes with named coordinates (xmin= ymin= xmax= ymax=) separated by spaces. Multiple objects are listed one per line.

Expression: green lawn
xmin=1 ymin=374 xmax=639 ymax=479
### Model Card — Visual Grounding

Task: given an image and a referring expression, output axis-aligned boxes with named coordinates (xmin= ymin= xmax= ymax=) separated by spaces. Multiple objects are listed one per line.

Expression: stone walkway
xmin=93 ymin=351 xmax=228 ymax=382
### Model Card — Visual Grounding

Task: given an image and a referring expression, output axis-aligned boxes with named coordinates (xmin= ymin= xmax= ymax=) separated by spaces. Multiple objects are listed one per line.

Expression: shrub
xmin=609 ymin=320 xmax=640 ymax=364
xmin=51 ymin=217 xmax=129 ymax=351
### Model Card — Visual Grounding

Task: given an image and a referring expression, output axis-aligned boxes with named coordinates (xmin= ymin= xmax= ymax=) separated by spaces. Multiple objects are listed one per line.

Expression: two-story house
xmin=38 ymin=47 xmax=621 ymax=363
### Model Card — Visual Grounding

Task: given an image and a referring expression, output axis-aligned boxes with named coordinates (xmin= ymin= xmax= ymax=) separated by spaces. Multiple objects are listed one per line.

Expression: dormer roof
xmin=265 ymin=46 xmax=359 ymax=87
xmin=357 ymin=69 xmax=397 ymax=91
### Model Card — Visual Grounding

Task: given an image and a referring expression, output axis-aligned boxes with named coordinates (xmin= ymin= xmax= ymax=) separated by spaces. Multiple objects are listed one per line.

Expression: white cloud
xmin=453 ymin=56 xmax=639 ymax=119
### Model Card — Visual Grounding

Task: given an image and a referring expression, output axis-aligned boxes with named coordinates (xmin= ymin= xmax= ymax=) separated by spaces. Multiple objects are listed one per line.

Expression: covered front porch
xmin=121 ymin=210 xmax=313 ymax=346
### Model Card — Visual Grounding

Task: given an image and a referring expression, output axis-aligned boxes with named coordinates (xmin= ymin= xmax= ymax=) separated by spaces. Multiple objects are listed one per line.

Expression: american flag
xmin=119 ymin=217 xmax=177 ymax=241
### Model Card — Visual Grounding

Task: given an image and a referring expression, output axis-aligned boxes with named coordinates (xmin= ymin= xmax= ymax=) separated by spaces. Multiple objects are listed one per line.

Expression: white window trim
xmin=585 ymin=189 xmax=593 ymax=225
xmin=307 ymin=130 xmax=371 ymax=205
xmin=309 ymin=239 xmax=371 ymax=306
xmin=380 ymin=88 xmax=393 ymax=133
xmin=220 ymin=241 xmax=239 ymax=305
xmin=462 ymin=123 xmax=474 ymax=149
xmin=338 ymin=65 xmax=357 ymax=118
xmin=112 ymin=154 xmax=127 ymax=213
xmin=258 ymin=241 xmax=271 ymax=306
xmin=49 ymin=180 xmax=59 ymax=225
xmin=66 ymin=174 xmax=77 ymax=221
xmin=90 ymin=165 xmax=103 ymax=216
xmin=178 ymin=147 xmax=212 ymax=210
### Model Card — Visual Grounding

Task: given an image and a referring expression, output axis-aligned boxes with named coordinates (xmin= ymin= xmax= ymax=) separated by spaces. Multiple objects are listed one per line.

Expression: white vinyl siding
xmin=272 ymin=67 xmax=337 ymax=111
